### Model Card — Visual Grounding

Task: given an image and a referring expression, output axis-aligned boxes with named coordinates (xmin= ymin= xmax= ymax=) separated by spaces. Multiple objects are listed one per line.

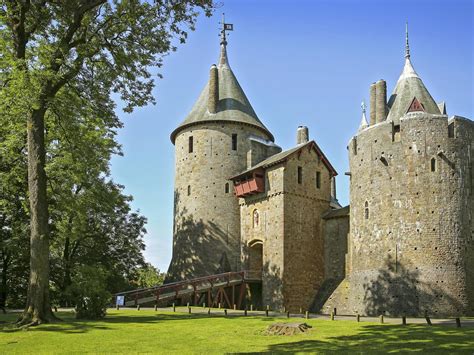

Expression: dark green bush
xmin=68 ymin=265 xmax=111 ymax=319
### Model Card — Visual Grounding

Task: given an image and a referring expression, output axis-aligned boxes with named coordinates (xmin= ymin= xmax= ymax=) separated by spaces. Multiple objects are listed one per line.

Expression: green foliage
xmin=133 ymin=263 xmax=166 ymax=289
xmin=67 ymin=266 xmax=111 ymax=320
xmin=0 ymin=0 xmax=213 ymax=307
xmin=0 ymin=0 xmax=215 ymax=312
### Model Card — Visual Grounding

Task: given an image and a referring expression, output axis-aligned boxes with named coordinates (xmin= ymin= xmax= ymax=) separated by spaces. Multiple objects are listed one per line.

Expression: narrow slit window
xmin=431 ymin=158 xmax=436 ymax=172
xmin=232 ymin=134 xmax=238 ymax=151
xmin=225 ymin=183 xmax=229 ymax=194
xmin=316 ymin=171 xmax=321 ymax=189
xmin=188 ymin=136 xmax=194 ymax=153
xmin=448 ymin=122 xmax=455 ymax=138
xmin=393 ymin=124 xmax=401 ymax=142
xmin=298 ymin=166 xmax=303 ymax=184
xmin=365 ymin=201 xmax=369 ymax=220
xmin=187 ymin=185 xmax=191 ymax=196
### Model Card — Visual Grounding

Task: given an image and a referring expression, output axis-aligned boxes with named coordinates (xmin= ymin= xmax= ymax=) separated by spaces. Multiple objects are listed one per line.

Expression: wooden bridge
xmin=115 ymin=271 xmax=261 ymax=309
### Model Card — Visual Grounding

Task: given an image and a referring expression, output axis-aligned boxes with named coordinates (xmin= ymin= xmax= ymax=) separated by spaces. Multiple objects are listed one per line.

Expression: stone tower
xmin=166 ymin=26 xmax=277 ymax=282
xmin=324 ymin=26 xmax=474 ymax=316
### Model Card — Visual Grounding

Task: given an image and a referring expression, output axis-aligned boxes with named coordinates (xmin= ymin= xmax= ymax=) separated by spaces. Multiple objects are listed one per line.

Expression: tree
xmin=0 ymin=0 xmax=213 ymax=325
xmin=133 ymin=263 xmax=165 ymax=289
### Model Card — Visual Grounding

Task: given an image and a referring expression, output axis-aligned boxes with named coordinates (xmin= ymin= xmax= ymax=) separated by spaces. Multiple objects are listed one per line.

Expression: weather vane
xmin=219 ymin=13 xmax=233 ymax=45
xmin=361 ymin=100 xmax=366 ymax=114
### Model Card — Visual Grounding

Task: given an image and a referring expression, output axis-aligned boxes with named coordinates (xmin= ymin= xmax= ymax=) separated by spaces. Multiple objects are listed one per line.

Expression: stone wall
xmin=240 ymin=165 xmax=285 ymax=310
xmin=167 ymin=122 xmax=273 ymax=282
xmin=282 ymin=148 xmax=332 ymax=312
xmin=324 ymin=113 xmax=474 ymax=317
xmin=240 ymin=146 xmax=333 ymax=312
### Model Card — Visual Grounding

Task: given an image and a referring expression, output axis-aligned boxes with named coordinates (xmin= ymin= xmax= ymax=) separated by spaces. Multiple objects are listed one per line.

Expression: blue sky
xmin=110 ymin=0 xmax=473 ymax=271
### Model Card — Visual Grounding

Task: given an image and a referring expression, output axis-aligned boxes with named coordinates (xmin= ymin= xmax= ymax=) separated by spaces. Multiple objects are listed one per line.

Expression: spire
xmin=359 ymin=100 xmax=369 ymax=130
xmin=170 ymin=15 xmax=274 ymax=143
xmin=386 ymin=24 xmax=440 ymax=122
xmin=405 ymin=22 xmax=410 ymax=59
xmin=398 ymin=23 xmax=419 ymax=82
xmin=218 ymin=13 xmax=233 ymax=67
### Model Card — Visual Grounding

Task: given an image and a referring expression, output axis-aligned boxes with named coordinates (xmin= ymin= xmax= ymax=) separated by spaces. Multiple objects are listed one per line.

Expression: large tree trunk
xmin=16 ymin=108 xmax=56 ymax=326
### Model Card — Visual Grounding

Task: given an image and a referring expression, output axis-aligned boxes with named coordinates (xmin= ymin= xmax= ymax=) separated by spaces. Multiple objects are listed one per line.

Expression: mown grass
xmin=0 ymin=309 xmax=473 ymax=354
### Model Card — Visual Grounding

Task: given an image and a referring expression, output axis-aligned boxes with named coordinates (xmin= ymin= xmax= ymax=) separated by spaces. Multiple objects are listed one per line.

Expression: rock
xmin=266 ymin=322 xmax=312 ymax=336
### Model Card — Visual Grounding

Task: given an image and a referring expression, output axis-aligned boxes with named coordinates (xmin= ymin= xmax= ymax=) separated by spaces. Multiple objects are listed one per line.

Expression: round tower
xmin=166 ymin=26 xmax=275 ymax=282
xmin=345 ymin=27 xmax=474 ymax=317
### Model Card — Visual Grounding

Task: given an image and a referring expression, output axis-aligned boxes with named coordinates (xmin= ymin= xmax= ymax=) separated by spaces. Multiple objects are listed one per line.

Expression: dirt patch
xmin=265 ymin=322 xmax=312 ymax=336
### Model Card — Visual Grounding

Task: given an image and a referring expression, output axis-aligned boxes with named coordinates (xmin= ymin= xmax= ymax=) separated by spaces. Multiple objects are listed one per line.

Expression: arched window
xmin=365 ymin=201 xmax=369 ymax=220
xmin=253 ymin=209 xmax=260 ymax=228
xmin=431 ymin=158 xmax=436 ymax=172
xmin=225 ymin=183 xmax=230 ymax=194
xmin=187 ymin=185 xmax=191 ymax=196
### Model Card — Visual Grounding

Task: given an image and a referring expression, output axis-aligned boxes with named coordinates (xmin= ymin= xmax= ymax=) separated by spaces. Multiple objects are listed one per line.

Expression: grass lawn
xmin=1 ymin=309 xmax=473 ymax=354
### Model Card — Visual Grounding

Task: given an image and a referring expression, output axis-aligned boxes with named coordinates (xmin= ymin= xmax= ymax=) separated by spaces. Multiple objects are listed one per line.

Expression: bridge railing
xmin=115 ymin=271 xmax=250 ymax=306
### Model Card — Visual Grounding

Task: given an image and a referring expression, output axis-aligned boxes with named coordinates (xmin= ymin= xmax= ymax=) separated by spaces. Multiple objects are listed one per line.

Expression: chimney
xmin=375 ymin=80 xmax=387 ymax=123
xmin=331 ymin=176 xmax=337 ymax=200
xmin=369 ymin=83 xmax=376 ymax=126
xmin=297 ymin=126 xmax=309 ymax=145
xmin=208 ymin=64 xmax=218 ymax=114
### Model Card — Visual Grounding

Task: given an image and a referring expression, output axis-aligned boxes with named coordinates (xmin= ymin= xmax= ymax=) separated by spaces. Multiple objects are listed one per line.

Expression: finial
xmin=359 ymin=100 xmax=368 ymax=130
xmin=219 ymin=13 xmax=233 ymax=46
xmin=220 ymin=13 xmax=227 ymax=45
xmin=218 ymin=13 xmax=233 ymax=66
xmin=405 ymin=22 xmax=410 ymax=59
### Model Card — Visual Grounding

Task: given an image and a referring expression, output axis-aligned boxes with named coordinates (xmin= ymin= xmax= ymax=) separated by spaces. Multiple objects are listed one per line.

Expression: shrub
xmin=67 ymin=265 xmax=111 ymax=319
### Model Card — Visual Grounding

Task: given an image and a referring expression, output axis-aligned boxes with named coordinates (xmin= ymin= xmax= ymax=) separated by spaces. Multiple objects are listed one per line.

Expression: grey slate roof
xmin=230 ymin=140 xmax=337 ymax=180
xmin=387 ymin=58 xmax=440 ymax=123
xmin=170 ymin=44 xmax=274 ymax=143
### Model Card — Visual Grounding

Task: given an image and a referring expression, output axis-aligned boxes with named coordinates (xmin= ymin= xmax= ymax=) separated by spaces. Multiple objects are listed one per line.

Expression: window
xmin=448 ymin=122 xmax=455 ymax=138
xmin=188 ymin=136 xmax=193 ymax=153
xmin=393 ymin=124 xmax=401 ymax=142
xmin=253 ymin=209 xmax=260 ymax=228
xmin=431 ymin=158 xmax=436 ymax=172
xmin=232 ymin=134 xmax=238 ymax=151
xmin=316 ymin=171 xmax=321 ymax=189
xmin=187 ymin=185 xmax=191 ymax=196
xmin=365 ymin=201 xmax=369 ymax=219
xmin=297 ymin=166 xmax=303 ymax=184
xmin=225 ymin=183 xmax=230 ymax=194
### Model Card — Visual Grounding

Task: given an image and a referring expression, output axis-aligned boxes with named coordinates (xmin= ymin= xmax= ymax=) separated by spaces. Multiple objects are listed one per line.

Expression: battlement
xmin=350 ymin=114 xmax=473 ymax=160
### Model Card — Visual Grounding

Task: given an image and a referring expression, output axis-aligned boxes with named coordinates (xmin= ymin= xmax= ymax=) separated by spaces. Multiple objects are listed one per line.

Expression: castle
xmin=166 ymin=24 xmax=474 ymax=317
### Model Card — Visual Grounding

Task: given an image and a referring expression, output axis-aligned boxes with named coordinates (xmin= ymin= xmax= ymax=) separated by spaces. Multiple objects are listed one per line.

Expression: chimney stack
xmin=369 ymin=83 xmax=376 ymax=126
xmin=208 ymin=64 xmax=219 ymax=114
xmin=297 ymin=126 xmax=309 ymax=145
xmin=375 ymin=80 xmax=387 ymax=123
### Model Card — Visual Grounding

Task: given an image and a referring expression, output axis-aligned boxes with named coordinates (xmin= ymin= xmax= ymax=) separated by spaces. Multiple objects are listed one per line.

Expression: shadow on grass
xmin=0 ymin=310 xmax=278 ymax=334
xmin=259 ymin=324 xmax=474 ymax=353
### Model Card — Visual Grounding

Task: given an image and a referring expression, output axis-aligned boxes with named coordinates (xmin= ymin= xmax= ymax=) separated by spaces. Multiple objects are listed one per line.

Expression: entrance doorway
xmin=248 ymin=240 xmax=263 ymax=280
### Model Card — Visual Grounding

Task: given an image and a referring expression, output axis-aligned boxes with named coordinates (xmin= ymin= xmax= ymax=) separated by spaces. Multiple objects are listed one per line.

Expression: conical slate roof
xmin=386 ymin=32 xmax=440 ymax=123
xmin=170 ymin=43 xmax=274 ymax=143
